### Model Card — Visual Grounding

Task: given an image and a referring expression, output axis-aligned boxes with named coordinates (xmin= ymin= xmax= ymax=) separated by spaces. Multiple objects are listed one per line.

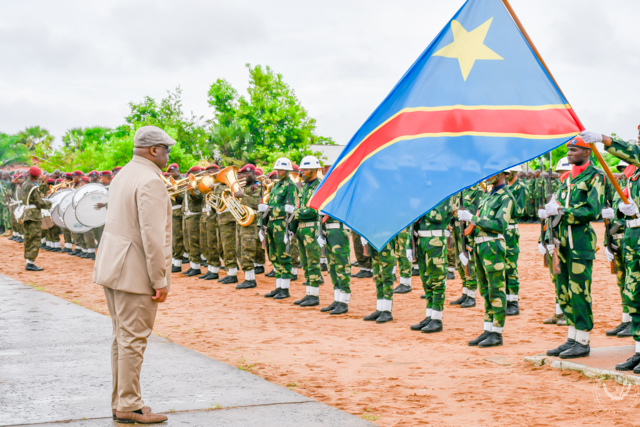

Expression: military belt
xmin=626 ymin=219 xmax=640 ymax=229
xmin=270 ymin=215 xmax=286 ymax=220
xmin=612 ymin=233 xmax=624 ymax=240
xmin=24 ymin=205 xmax=36 ymax=210
xmin=172 ymin=205 xmax=182 ymax=210
xmin=325 ymin=223 xmax=350 ymax=231
xmin=184 ymin=212 xmax=201 ymax=218
xmin=299 ymin=221 xmax=317 ymax=228
xmin=507 ymin=224 xmax=518 ymax=230
xmin=416 ymin=229 xmax=450 ymax=238
xmin=474 ymin=234 xmax=504 ymax=244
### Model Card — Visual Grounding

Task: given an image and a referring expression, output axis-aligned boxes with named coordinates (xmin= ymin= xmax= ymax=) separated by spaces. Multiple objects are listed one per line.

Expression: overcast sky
xmin=1 ymin=0 xmax=638 ymax=145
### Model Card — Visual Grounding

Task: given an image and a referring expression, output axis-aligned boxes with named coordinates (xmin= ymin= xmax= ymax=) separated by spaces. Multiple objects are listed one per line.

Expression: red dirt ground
xmin=1 ymin=223 xmax=638 ymax=426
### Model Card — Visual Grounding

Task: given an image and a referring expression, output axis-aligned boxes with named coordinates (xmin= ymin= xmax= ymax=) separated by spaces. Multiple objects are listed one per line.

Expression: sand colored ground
xmin=2 ymin=223 xmax=638 ymax=426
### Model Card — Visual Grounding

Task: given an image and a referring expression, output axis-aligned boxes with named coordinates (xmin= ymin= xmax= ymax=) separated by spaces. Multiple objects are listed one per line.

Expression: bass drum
xmin=75 ymin=192 xmax=109 ymax=228
xmin=59 ymin=191 xmax=92 ymax=233
xmin=72 ymin=183 xmax=107 ymax=208
xmin=48 ymin=189 xmax=74 ymax=229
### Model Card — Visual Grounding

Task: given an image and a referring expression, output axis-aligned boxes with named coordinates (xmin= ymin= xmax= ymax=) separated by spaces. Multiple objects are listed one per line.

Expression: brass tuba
xmin=214 ymin=166 xmax=255 ymax=226
xmin=45 ymin=180 xmax=71 ymax=197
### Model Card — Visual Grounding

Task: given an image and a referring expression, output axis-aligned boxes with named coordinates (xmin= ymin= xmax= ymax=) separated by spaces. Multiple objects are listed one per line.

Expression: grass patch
xmin=361 ymin=407 xmax=380 ymax=422
xmin=204 ymin=403 xmax=223 ymax=411
xmin=236 ymin=357 xmax=255 ymax=372
xmin=287 ymin=382 xmax=297 ymax=389
xmin=26 ymin=282 xmax=44 ymax=291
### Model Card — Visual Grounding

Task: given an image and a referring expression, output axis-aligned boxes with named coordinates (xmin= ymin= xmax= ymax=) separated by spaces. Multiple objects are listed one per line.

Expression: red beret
xmin=100 ymin=170 xmax=112 ymax=176
xmin=55 ymin=178 xmax=63 ymax=184
xmin=188 ymin=166 xmax=202 ymax=173
xmin=81 ymin=176 xmax=90 ymax=182
xmin=28 ymin=166 xmax=42 ymax=177
xmin=205 ymin=164 xmax=220 ymax=171
xmin=88 ymin=170 xmax=99 ymax=176
xmin=238 ymin=164 xmax=256 ymax=173
xmin=112 ymin=166 xmax=123 ymax=172
xmin=167 ymin=163 xmax=179 ymax=172
xmin=47 ymin=178 xmax=55 ymax=184
xmin=255 ymin=168 xmax=263 ymax=177
xmin=292 ymin=164 xmax=299 ymax=171
xmin=566 ymin=136 xmax=590 ymax=149
xmin=268 ymin=171 xmax=278 ymax=178
xmin=73 ymin=170 xmax=83 ymax=176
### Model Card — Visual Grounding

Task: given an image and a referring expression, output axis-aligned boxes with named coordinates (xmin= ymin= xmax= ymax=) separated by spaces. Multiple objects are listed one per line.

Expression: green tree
xmin=0 ymin=133 xmax=30 ymax=168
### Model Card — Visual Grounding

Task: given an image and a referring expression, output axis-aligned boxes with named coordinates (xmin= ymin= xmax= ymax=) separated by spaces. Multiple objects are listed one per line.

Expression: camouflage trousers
xmin=63 ymin=228 xmax=73 ymax=248
xmin=237 ymin=221 xmax=258 ymax=271
xmin=473 ymin=239 xmax=507 ymax=328
xmin=555 ymin=243 xmax=594 ymax=332
xmin=291 ymin=233 xmax=301 ymax=268
xmin=199 ymin=214 xmax=209 ymax=265
xmin=372 ymin=240 xmax=395 ymax=301
xmin=325 ymin=225 xmax=351 ymax=293
xmin=219 ymin=220 xmax=238 ymax=270
xmin=296 ymin=224 xmax=322 ymax=287
xmin=83 ymin=229 xmax=96 ymax=249
xmin=447 ymin=235 xmax=456 ymax=273
xmin=612 ymin=237 xmax=628 ymax=313
xmin=453 ymin=224 xmax=477 ymax=291
xmin=622 ymin=231 xmax=640 ymax=341
xmin=94 ymin=225 xmax=104 ymax=245
xmin=352 ymin=230 xmax=372 ymax=269
xmin=505 ymin=227 xmax=520 ymax=295
xmin=267 ymin=217 xmax=292 ymax=279
xmin=171 ymin=213 xmax=184 ymax=259
xmin=23 ymin=220 xmax=42 ymax=261
xmin=47 ymin=226 xmax=61 ymax=243
xmin=395 ymin=228 xmax=412 ymax=278
xmin=417 ymin=235 xmax=447 ymax=312
xmin=0 ymin=203 xmax=9 ymax=231
xmin=182 ymin=216 xmax=190 ymax=256
xmin=255 ymin=238 xmax=265 ymax=265
xmin=203 ymin=214 xmax=221 ymax=267
xmin=184 ymin=214 xmax=201 ymax=264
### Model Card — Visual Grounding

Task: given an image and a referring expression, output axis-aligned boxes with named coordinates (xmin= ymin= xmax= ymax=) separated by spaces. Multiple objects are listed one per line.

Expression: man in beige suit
xmin=93 ymin=126 xmax=174 ymax=424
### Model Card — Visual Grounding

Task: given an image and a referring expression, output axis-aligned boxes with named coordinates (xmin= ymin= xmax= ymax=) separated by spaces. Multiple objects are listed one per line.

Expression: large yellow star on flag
xmin=433 ymin=18 xmax=503 ymax=81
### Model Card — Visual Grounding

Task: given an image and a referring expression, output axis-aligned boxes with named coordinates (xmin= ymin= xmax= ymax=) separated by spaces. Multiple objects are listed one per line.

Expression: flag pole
xmin=501 ymin=0 xmax=629 ymax=204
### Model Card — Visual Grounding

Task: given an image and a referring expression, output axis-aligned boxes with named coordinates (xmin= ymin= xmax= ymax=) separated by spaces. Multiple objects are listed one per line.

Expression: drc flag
xmin=309 ymin=0 xmax=584 ymax=250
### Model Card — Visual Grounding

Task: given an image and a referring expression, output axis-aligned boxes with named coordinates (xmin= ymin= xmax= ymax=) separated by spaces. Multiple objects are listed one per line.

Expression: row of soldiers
xmin=4 ymin=128 xmax=640 ymax=360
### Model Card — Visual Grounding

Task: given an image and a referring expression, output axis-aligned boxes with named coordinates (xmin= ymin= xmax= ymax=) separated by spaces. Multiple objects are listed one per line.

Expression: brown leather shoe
xmin=116 ymin=406 xmax=168 ymax=424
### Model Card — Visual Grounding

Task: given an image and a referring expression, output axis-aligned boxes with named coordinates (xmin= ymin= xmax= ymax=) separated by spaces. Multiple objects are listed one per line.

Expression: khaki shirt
xmin=93 ymin=155 xmax=172 ymax=295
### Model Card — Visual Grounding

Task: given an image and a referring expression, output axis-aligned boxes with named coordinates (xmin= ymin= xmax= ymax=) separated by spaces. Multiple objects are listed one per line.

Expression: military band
xmin=5 ymin=125 xmax=640 ymax=367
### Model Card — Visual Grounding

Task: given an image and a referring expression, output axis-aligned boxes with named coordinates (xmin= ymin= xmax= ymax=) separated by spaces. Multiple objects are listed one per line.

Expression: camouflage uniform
xmin=371 ymin=239 xmax=396 ymax=312
xmin=295 ymin=178 xmax=322 ymax=290
xmin=0 ymin=179 xmax=12 ymax=233
xmin=394 ymin=227 xmax=412 ymax=288
xmin=410 ymin=197 xmax=454 ymax=315
xmin=266 ymin=174 xmax=298 ymax=286
xmin=323 ymin=218 xmax=351 ymax=301
xmin=605 ymin=139 xmax=640 ymax=343
xmin=506 ymin=177 xmax=527 ymax=298
xmin=183 ymin=188 xmax=203 ymax=268
xmin=238 ymin=183 xmax=260 ymax=272
xmin=549 ymin=162 xmax=605 ymax=333
xmin=21 ymin=179 xmax=52 ymax=263
xmin=352 ymin=230 xmax=372 ymax=271
xmin=171 ymin=192 xmax=185 ymax=269
xmin=471 ymin=184 xmax=515 ymax=332
xmin=215 ymin=183 xmax=238 ymax=274
xmin=452 ymin=184 xmax=484 ymax=296
xmin=610 ymin=186 xmax=628 ymax=319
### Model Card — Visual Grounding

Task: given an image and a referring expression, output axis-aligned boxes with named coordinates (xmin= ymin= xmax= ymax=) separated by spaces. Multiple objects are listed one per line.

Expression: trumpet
xmin=205 ymin=166 xmax=255 ymax=226
xmin=45 ymin=181 xmax=71 ymax=197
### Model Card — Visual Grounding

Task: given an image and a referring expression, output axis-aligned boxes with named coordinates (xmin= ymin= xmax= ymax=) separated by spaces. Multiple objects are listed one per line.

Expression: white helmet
xmin=555 ymin=157 xmax=571 ymax=172
xmin=299 ymin=155 xmax=321 ymax=170
xmin=273 ymin=157 xmax=293 ymax=171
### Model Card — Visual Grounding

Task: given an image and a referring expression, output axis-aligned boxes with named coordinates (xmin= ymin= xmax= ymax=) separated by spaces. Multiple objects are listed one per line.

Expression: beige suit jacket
xmin=93 ymin=155 xmax=172 ymax=295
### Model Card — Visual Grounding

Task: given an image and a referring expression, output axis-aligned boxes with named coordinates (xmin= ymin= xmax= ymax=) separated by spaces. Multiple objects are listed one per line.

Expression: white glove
xmin=284 ymin=232 xmax=290 ymax=245
xmin=316 ymin=235 xmax=326 ymax=248
xmin=406 ymin=249 xmax=413 ymax=261
xmin=619 ymin=200 xmax=639 ymax=217
xmin=258 ymin=230 xmax=265 ymax=242
xmin=459 ymin=253 xmax=469 ymax=266
xmin=602 ymin=207 xmax=615 ymax=219
xmin=361 ymin=237 xmax=368 ymax=247
xmin=258 ymin=203 xmax=268 ymax=213
xmin=457 ymin=209 xmax=473 ymax=222
xmin=579 ymin=130 xmax=603 ymax=144
xmin=284 ymin=204 xmax=295 ymax=214
xmin=538 ymin=243 xmax=547 ymax=255
xmin=546 ymin=244 xmax=555 ymax=256
xmin=605 ymin=247 xmax=614 ymax=262
xmin=538 ymin=209 xmax=548 ymax=220
xmin=545 ymin=195 xmax=559 ymax=216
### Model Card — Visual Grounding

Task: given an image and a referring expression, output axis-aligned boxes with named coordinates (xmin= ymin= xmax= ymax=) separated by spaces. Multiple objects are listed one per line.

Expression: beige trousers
xmin=103 ymin=287 xmax=158 ymax=412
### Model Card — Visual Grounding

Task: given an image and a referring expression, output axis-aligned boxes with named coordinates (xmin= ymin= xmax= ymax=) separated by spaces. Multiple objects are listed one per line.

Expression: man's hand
xmin=406 ymin=249 xmax=413 ymax=262
xmin=94 ymin=202 xmax=107 ymax=210
xmin=619 ymin=201 xmax=638 ymax=217
xmin=546 ymin=244 xmax=555 ymax=256
xmin=258 ymin=203 xmax=268 ymax=213
xmin=601 ymin=207 xmax=615 ymax=220
xmin=284 ymin=204 xmax=295 ymax=215
xmin=317 ymin=235 xmax=326 ymax=248
xmin=579 ymin=130 xmax=603 ymax=144
xmin=457 ymin=210 xmax=472 ymax=222
xmin=538 ymin=208 xmax=548 ymax=220
xmin=538 ymin=242 xmax=547 ymax=255
xmin=234 ymin=190 xmax=243 ymax=198
xmin=152 ymin=286 xmax=169 ymax=303
xmin=545 ymin=195 xmax=560 ymax=216
xmin=605 ymin=247 xmax=615 ymax=262
xmin=458 ymin=253 xmax=469 ymax=266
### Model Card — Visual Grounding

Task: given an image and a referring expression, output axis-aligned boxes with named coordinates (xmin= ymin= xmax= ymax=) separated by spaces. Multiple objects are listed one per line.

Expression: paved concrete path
xmin=0 ymin=275 xmax=373 ymax=427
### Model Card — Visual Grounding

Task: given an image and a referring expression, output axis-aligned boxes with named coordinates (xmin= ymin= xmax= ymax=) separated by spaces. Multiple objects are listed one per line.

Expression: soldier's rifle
xmin=604 ymin=201 xmax=619 ymax=275
xmin=545 ymin=152 xmax=561 ymax=275
xmin=459 ymin=191 xmax=472 ymax=278
xmin=258 ymin=180 xmax=270 ymax=249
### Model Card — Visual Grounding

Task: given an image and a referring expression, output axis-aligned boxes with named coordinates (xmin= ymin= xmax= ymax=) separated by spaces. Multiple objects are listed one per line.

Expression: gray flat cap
xmin=134 ymin=125 xmax=176 ymax=148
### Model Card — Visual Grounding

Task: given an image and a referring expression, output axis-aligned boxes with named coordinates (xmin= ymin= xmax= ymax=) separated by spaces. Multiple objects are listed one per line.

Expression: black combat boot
xmin=468 ymin=331 xmax=491 ymax=346
xmin=363 ymin=311 xmax=381 ymax=321
xmin=376 ymin=311 xmax=393 ymax=324
xmin=264 ymin=288 xmax=280 ymax=298
xmin=421 ymin=319 xmax=443 ymax=333
xmin=450 ymin=294 xmax=467 ymax=305
xmin=330 ymin=302 xmax=349 ymax=315
xmin=559 ymin=342 xmax=590 ymax=359
xmin=410 ymin=317 xmax=431 ymax=331
xmin=460 ymin=297 xmax=476 ymax=308
xmin=273 ymin=288 xmax=290 ymax=300
xmin=478 ymin=332 xmax=503 ymax=348
xmin=616 ymin=353 xmax=640 ymax=371
xmin=300 ymin=296 xmax=319 ymax=307
xmin=321 ymin=301 xmax=338 ymax=312
xmin=236 ymin=280 xmax=257 ymax=289
xmin=546 ymin=339 xmax=575 ymax=357
xmin=505 ymin=301 xmax=520 ymax=316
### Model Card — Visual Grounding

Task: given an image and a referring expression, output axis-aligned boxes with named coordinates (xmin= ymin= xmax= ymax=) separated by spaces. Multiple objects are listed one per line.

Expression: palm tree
xmin=0 ymin=133 xmax=30 ymax=168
